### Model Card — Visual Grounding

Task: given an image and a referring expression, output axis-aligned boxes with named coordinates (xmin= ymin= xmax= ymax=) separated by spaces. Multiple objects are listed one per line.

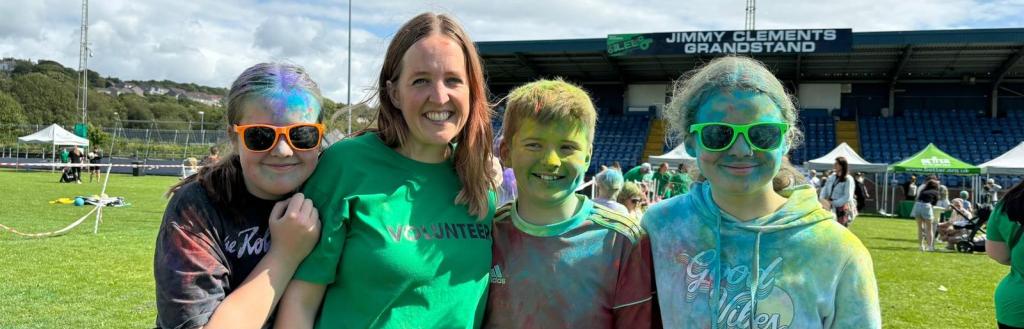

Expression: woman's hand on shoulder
xmin=268 ymin=193 xmax=322 ymax=265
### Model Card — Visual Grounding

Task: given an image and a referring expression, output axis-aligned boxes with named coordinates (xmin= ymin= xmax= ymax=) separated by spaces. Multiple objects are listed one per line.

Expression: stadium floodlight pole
xmin=77 ymin=0 xmax=90 ymax=124
xmin=109 ymin=112 xmax=118 ymax=158
xmin=745 ymin=0 xmax=756 ymax=30
xmin=347 ymin=0 xmax=352 ymax=135
xmin=198 ymin=111 xmax=205 ymax=145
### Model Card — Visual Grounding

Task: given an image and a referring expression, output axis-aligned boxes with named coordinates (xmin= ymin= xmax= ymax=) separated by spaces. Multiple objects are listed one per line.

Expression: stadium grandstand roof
xmin=477 ymin=28 xmax=1024 ymax=86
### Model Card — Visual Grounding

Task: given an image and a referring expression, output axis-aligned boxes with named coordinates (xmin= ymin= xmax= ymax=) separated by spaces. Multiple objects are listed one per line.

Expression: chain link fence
xmin=1 ymin=121 xmax=230 ymax=162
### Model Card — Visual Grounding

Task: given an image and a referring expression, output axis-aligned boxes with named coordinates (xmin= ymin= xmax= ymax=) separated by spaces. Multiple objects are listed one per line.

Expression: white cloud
xmin=1 ymin=0 xmax=1021 ymax=103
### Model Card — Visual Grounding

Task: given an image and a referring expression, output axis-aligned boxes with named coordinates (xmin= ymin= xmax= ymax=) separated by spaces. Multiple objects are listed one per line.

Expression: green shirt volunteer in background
xmin=987 ymin=202 xmax=1024 ymax=327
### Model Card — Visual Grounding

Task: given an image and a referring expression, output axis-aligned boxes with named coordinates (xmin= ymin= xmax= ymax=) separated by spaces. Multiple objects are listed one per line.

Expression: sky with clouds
xmin=1 ymin=0 xmax=1022 ymax=102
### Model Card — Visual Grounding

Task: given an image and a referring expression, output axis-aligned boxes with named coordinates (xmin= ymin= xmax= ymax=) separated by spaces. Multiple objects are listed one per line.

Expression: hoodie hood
xmin=689 ymin=181 xmax=834 ymax=233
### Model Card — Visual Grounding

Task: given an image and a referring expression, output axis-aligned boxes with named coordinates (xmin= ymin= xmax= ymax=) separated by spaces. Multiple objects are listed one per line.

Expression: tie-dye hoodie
xmin=642 ymin=182 xmax=880 ymax=329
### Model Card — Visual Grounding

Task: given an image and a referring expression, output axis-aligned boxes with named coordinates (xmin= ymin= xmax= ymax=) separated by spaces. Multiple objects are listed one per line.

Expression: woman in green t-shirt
xmin=986 ymin=180 xmax=1024 ymax=329
xmin=276 ymin=12 xmax=497 ymax=329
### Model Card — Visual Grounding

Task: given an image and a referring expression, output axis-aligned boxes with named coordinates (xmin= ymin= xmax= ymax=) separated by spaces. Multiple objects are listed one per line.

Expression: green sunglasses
xmin=689 ymin=122 xmax=790 ymax=152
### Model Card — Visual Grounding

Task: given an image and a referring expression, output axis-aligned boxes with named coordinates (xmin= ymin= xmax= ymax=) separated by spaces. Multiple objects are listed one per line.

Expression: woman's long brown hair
xmin=370 ymin=13 xmax=495 ymax=219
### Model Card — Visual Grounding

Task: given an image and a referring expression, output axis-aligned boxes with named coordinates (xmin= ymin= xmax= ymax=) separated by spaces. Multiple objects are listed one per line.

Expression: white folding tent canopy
xmin=979 ymin=141 xmax=1024 ymax=175
xmin=804 ymin=142 xmax=888 ymax=173
xmin=16 ymin=124 xmax=90 ymax=169
xmin=804 ymin=142 xmax=888 ymax=211
xmin=649 ymin=143 xmax=697 ymax=167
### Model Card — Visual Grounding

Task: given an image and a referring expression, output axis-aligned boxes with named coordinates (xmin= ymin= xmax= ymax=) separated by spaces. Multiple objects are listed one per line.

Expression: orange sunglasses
xmin=233 ymin=123 xmax=325 ymax=152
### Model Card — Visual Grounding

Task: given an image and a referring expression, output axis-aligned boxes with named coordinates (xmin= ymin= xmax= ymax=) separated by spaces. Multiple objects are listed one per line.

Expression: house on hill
xmin=146 ymin=86 xmax=169 ymax=95
xmin=184 ymin=91 xmax=223 ymax=107
xmin=0 ymin=58 xmax=14 ymax=73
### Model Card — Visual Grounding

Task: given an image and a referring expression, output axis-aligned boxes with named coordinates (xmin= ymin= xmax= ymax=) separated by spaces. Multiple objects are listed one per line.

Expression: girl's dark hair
xmin=166 ymin=63 xmax=323 ymax=206
xmin=998 ymin=180 xmax=1024 ymax=224
xmin=835 ymin=156 xmax=849 ymax=182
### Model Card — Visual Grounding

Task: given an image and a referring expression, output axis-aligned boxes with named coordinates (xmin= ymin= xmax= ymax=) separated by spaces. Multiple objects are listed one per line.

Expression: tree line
xmin=1 ymin=58 xmax=378 ymax=148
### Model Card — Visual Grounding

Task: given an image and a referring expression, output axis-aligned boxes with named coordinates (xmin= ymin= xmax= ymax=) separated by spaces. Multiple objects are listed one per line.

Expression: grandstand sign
xmin=607 ymin=29 xmax=853 ymax=57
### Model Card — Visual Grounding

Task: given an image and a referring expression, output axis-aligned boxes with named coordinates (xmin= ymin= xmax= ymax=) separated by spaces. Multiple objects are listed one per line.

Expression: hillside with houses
xmin=0 ymin=57 xmax=356 ymax=145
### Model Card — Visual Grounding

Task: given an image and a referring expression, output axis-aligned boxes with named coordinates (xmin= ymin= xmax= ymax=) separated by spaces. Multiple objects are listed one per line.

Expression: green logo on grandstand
xmin=608 ymin=34 xmax=653 ymax=56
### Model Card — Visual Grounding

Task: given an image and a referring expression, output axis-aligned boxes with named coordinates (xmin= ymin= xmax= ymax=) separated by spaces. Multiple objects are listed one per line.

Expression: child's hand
xmin=268 ymin=193 xmax=321 ymax=264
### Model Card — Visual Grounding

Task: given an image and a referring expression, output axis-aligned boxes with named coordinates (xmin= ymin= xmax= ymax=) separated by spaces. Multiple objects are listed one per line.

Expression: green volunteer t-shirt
xmin=295 ymin=132 xmax=494 ymax=329
xmin=653 ymin=171 xmax=673 ymax=197
xmin=987 ymin=202 xmax=1024 ymax=327
xmin=623 ymin=166 xmax=653 ymax=183
xmin=669 ymin=171 xmax=692 ymax=197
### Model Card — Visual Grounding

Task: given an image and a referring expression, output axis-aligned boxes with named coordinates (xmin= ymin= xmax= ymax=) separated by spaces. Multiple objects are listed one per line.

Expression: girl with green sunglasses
xmin=641 ymin=56 xmax=881 ymax=329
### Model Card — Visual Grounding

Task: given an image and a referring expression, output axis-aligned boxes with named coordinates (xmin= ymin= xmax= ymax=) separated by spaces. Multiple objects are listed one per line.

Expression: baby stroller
xmin=950 ymin=205 xmax=992 ymax=253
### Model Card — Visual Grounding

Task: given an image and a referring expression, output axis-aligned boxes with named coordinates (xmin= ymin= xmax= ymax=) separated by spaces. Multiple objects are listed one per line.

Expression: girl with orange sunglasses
xmin=155 ymin=63 xmax=324 ymax=329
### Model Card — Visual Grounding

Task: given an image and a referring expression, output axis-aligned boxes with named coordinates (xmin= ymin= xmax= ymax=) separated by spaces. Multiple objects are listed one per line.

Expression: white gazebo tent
xmin=805 ymin=142 xmax=888 ymax=172
xmin=804 ymin=142 xmax=888 ymax=210
xmin=979 ymin=141 xmax=1024 ymax=175
xmin=649 ymin=143 xmax=697 ymax=167
xmin=16 ymin=124 xmax=90 ymax=170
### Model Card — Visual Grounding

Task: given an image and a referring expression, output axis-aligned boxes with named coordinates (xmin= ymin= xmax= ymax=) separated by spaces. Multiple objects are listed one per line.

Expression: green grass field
xmin=0 ymin=169 xmax=1011 ymax=328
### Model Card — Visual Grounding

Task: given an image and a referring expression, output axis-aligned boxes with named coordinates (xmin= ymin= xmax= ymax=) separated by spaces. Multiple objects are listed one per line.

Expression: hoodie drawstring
xmin=749 ymin=231 xmax=763 ymax=329
xmin=712 ymin=213 xmax=722 ymax=329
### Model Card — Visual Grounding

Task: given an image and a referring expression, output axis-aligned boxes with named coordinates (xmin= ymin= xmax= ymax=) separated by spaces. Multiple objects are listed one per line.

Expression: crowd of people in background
xmin=594 ymin=161 xmax=695 ymax=223
xmin=57 ymin=146 xmax=105 ymax=184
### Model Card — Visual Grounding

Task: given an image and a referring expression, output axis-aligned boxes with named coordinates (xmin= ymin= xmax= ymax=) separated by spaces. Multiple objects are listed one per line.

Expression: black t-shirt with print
xmin=153 ymin=180 xmax=278 ymax=329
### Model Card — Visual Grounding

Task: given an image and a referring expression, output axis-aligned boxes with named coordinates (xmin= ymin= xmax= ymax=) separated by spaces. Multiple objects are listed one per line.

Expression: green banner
xmin=74 ymin=123 xmax=88 ymax=138
xmin=890 ymin=143 xmax=980 ymax=175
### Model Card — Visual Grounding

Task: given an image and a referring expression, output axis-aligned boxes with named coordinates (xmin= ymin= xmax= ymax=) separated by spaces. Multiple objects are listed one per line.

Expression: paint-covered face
xmin=504 ymin=118 xmax=591 ymax=209
xmin=686 ymin=89 xmax=789 ymax=195
xmin=235 ymin=91 xmax=321 ymax=200
xmin=389 ymin=34 xmax=471 ymax=153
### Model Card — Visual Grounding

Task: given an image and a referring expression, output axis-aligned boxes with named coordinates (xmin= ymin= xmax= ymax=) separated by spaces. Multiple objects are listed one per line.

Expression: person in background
xmin=624 ymin=162 xmax=655 ymax=184
xmin=808 ymin=169 xmax=821 ymax=189
xmin=986 ymin=180 xmax=1024 ymax=329
xmin=60 ymin=147 xmax=70 ymax=164
xmin=937 ymin=185 xmax=951 ymax=222
xmin=201 ymin=146 xmax=221 ymax=167
xmin=820 ymin=156 xmax=857 ymax=226
xmin=181 ymin=157 xmax=200 ymax=179
xmin=87 ymin=148 xmax=103 ymax=182
xmin=611 ymin=161 xmax=622 ymax=172
xmin=854 ymin=172 xmax=869 ymax=213
xmin=595 ymin=168 xmax=630 ymax=216
xmin=653 ymin=162 xmax=673 ymax=200
xmin=668 ymin=163 xmax=693 ymax=197
xmin=903 ymin=175 xmax=919 ymax=200
xmin=984 ymin=178 xmax=1004 ymax=206
xmin=154 ymin=62 xmax=325 ymax=329
xmin=938 ymin=198 xmax=973 ymax=250
xmin=912 ymin=180 xmax=941 ymax=251
xmin=493 ymin=135 xmax=517 ymax=206
xmin=69 ymin=146 xmax=84 ymax=184
xmin=617 ymin=181 xmax=647 ymax=221
xmin=960 ymin=190 xmax=974 ymax=213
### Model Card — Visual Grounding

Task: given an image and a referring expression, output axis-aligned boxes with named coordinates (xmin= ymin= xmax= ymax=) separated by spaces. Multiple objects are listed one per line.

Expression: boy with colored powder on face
xmin=485 ymin=79 xmax=655 ymax=328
